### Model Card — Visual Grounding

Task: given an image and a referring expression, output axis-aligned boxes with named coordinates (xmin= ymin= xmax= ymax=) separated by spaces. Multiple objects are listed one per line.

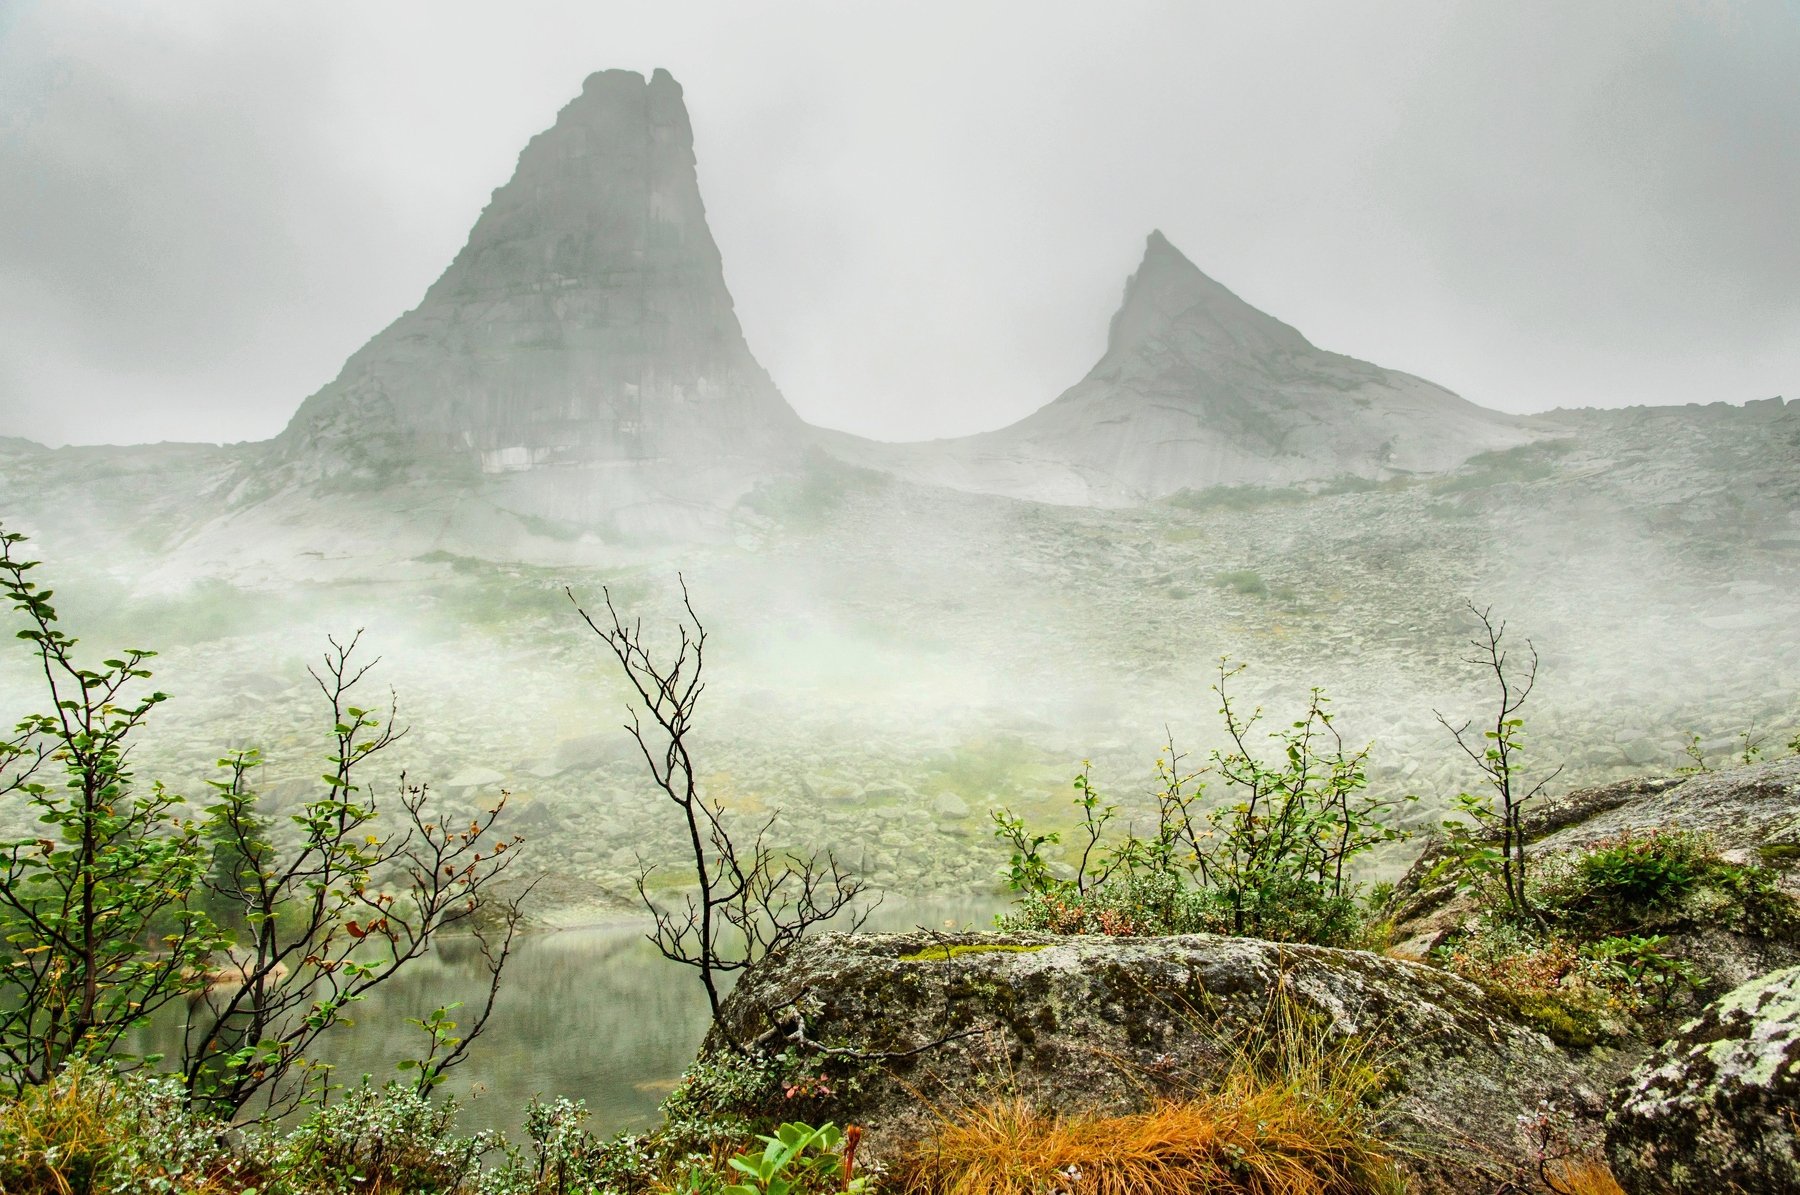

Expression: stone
xmin=700 ymin=930 xmax=1602 ymax=1193
xmin=1608 ymin=964 xmax=1800 ymax=1192
xmin=443 ymin=766 xmax=507 ymax=791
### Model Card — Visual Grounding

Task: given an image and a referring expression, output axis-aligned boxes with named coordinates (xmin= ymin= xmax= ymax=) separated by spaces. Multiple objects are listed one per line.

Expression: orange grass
xmin=894 ymin=994 xmax=1404 ymax=1195
xmin=894 ymin=1090 xmax=1398 ymax=1195
xmin=1543 ymin=1159 xmax=1628 ymax=1195
xmin=0 ymin=1068 xmax=113 ymax=1195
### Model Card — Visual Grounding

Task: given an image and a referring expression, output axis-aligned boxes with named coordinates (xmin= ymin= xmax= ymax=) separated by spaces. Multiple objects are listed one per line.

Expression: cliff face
xmin=822 ymin=232 xmax=1537 ymax=506
xmin=270 ymin=69 xmax=804 ymax=523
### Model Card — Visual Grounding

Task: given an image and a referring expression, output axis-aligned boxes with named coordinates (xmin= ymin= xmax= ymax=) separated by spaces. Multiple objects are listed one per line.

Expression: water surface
xmin=222 ymin=895 xmax=1002 ymax=1136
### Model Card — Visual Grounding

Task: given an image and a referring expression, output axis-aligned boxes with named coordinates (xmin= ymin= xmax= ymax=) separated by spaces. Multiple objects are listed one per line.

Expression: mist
xmin=1 ymin=4 xmax=1798 ymax=1148
xmin=2 ymin=1 xmax=1796 ymax=449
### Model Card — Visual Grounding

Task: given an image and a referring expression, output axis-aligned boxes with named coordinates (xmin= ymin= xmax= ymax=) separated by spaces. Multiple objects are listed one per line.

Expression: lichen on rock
xmin=1608 ymin=963 xmax=1800 ymax=1193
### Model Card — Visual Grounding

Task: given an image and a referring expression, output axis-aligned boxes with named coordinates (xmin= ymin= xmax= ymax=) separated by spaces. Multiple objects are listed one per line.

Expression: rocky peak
xmin=272 ymin=67 xmax=803 ymax=504
xmin=1096 ymin=230 xmax=1311 ymax=370
xmin=424 ymin=68 xmax=717 ymax=308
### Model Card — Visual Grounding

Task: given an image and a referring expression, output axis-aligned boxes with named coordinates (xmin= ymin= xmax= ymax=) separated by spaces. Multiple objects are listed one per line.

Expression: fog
xmin=1 ymin=4 xmax=1797 ymax=1136
xmin=3 ymin=429 xmax=1795 ymax=909
xmin=2 ymin=1 xmax=1796 ymax=448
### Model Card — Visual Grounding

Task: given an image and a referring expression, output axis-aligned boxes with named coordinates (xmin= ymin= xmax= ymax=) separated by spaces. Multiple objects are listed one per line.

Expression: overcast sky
xmin=1 ymin=1 xmax=1796 ymax=447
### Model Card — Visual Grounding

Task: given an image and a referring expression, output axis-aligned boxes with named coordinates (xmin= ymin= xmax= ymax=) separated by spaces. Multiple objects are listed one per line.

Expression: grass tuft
xmin=893 ymin=993 xmax=1403 ymax=1195
xmin=1544 ymin=1159 xmax=1628 ymax=1195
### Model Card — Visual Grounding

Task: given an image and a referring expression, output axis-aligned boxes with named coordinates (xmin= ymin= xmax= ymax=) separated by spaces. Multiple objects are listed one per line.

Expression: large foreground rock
xmin=704 ymin=930 xmax=1599 ymax=1193
xmin=1608 ymin=964 xmax=1800 ymax=1193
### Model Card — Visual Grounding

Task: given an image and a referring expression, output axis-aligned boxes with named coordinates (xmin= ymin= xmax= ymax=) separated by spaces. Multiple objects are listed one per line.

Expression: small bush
xmin=659 ymin=1052 xmax=784 ymax=1149
xmin=1572 ymin=832 xmax=1705 ymax=910
xmin=992 ymin=664 xmax=1408 ymax=949
xmin=1431 ymin=440 xmax=1575 ymax=494
xmin=999 ymin=872 xmax=1367 ymax=947
xmin=1531 ymin=829 xmax=1800 ymax=940
xmin=278 ymin=1077 xmax=489 ymax=1195
xmin=1213 ymin=568 xmax=1269 ymax=596
xmin=1437 ymin=922 xmax=1616 ymax=1047
xmin=1439 ymin=901 xmax=1708 ymax=1045
xmin=1165 ymin=485 xmax=1308 ymax=513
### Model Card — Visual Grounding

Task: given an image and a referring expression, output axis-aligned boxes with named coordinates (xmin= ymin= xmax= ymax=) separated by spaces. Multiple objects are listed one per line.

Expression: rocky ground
xmin=1 ymin=398 xmax=1795 ymax=920
xmin=686 ymin=757 xmax=1800 ymax=1193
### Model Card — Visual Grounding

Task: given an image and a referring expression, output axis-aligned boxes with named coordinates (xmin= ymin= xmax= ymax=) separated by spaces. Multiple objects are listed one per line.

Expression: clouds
xmin=0 ymin=0 xmax=1793 ymax=446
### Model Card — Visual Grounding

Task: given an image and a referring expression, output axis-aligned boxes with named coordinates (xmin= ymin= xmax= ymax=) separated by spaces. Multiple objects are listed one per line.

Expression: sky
xmin=0 ymin=1 xmax=1796 ymax=448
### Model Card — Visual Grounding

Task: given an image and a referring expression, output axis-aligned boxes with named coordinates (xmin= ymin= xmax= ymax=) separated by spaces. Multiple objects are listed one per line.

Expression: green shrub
xmin=1579 ymin=935 xmax=1701 ymax=1010
xmin=659 ymin=1051 xmax=787 ymax=1150
xmin=991 ymin=663 xmax=1409 ymax=948
xmin=278 ymin=1077 xmax=489 ymax=1195
xmin=719 ymin=1121 xmax=870 ymax=1195
xmin=1164 ymin=484 xmax=1308 ymax=513
xmin=1431 ymin=440 xmax=1575 ymax=494
xmin=1212 ymin=569 xmax=1269 ymax=597
xmin=1574 ymin=833 xmax=1705 ymax=909
xmin=1531 ymin=829 xmax=1799 ymax=939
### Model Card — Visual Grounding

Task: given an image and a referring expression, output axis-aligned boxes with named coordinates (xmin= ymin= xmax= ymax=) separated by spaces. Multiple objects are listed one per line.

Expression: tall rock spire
xmin=1098 ymin=231 xmax=1311 ymax=365
xmin=275 ymin=68 xmax=802 ymax=492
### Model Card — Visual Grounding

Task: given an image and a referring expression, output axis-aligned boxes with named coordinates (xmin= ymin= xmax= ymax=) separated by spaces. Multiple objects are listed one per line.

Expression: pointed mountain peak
xmin=1102 ymin=231 xmax=1312 ymax=362
xmin=276 ymin=67 xmax=801 ymax=490
xmin=1142 ymin=228 xmax=1182 ymax=259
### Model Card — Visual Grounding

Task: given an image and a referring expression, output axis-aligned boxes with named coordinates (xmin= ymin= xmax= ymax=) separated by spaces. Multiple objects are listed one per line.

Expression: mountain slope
xmin=823 ymin=232 xmax=1536 ymax=505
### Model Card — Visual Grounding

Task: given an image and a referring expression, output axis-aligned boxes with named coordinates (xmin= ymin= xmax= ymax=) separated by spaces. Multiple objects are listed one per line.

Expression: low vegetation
xmin=991 ymin=660 xmax=1408 ymax=948
xmin=10 ymin=526 xmax=1788 ymax=1191
xmin=1429 ymin=440 xmax=1576 ymax=494
xmin=1436 ymin=828 xmax=1797 ymax=1046
xmin=1164 ymin=483 xmax=1310 ymax=514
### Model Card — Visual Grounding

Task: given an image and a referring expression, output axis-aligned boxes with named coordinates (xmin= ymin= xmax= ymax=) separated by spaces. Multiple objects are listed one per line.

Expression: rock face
xmin=269 ymin=69 xmax=805 ymax=533
xmin=703 ymin=930 xmax=1601 ymax=1192
xmin=1608 ymin=964 xmax=1800 ymax=1192
xmin=1388 ymin=757 xmax=1800 ymax=994
xmin=823 ymin=232 xmax=1536 ymax=505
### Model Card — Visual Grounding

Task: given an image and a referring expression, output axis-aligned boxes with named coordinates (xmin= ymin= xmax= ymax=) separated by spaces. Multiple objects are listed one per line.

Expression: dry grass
xmin=0 ymin=1066 xmax=249 ymax=1195
xmin=0 ymin=1069 xmax=114 ymax=1195
xmin=1544 ymin=1159 xmax=1628 ymax=1195
xmin=892 ymin=993 xmax=1405 ymax=1195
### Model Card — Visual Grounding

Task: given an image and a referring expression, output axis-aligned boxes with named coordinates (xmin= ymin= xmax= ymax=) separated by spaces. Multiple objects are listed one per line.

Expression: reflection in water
xmin=154 ymin=896 xmax=1000 ymax=1137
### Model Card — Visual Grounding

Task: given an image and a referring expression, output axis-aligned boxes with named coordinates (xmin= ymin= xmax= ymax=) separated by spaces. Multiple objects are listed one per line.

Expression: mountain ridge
xmin=0 ymin=66 xmax=1764 ymax=555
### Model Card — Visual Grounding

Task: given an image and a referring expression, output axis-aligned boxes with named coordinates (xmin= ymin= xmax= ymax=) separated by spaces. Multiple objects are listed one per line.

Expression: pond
xmin=159 ymin=895 xmax=1004 ymax=1137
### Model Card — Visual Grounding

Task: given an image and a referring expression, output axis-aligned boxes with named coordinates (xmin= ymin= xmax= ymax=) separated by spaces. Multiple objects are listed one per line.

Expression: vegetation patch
xmin=1533 ymin=829 xmax=1800 ymax=940
xmin=1431 ymin=439 xmax=1576 ymax=494
xmin=990 ymin=663 xmax=1409 ymax=949
xmin=1163 ymin=483 xmax=1309 ymax=513
xmin=1210 ymin=568 xmax=1301 ymax=605
xmin=898 ymin=942 xmax=1050 ymax=963
xmin=740 ymin=454 xmax=890 ymax=531
xmin=1436 ymin=828 xmax=1796 ymax=1044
